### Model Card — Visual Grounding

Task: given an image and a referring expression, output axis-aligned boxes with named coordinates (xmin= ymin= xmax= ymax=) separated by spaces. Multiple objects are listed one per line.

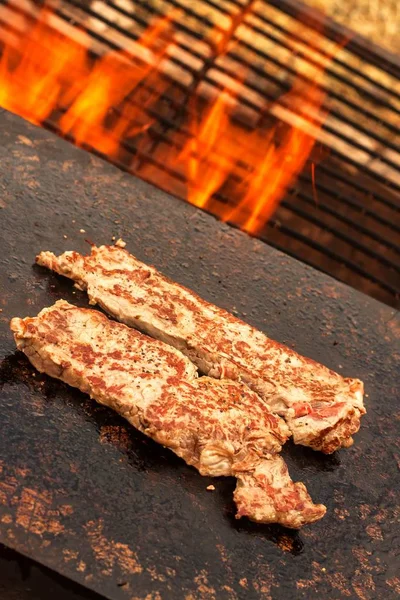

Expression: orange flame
xmin=175 ymin=78 xmax=327 ymax=233
xmin=179 ymin=91 xmax=235 ymax=208
xmin=0 ymin=10 xmax=88 ymax=124
xmin=59 ymin=15 xmax=174 ymax=156
xmin=225 ymin=82 xmax=326 ymax=232
xmin=0 ymin=6 xmax=330 ymax=234
xmin=0 ymin=8 xmax=173 ymax=157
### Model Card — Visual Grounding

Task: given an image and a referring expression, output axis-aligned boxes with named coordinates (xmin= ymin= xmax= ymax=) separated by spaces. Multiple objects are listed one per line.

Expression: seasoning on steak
xmin=36 ymin=245 xmax=366 ymax=454
xmin=11 ymin=300 xmax=326 ymax=528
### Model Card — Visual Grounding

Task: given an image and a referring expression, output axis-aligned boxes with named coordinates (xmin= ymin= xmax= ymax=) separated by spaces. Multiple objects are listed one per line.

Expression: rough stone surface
xmin=0 ymin=110 xmax=399 ymax=600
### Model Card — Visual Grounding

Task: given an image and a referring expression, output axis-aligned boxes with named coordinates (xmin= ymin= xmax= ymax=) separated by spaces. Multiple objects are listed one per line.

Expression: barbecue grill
xmin=0 ymin=1 xmax=399 ymax=598
xmin=0 ymin=0 xmax=399 ymax=307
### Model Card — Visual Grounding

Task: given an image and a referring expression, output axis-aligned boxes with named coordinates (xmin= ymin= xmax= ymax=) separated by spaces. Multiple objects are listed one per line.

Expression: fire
xmin=179 ymin=91 xmax=235 ymax=209
xmin=59 ymin=16 xmax=174 ymax=156
xmin=172 ymin=76 xmax=325 ymax=233
xmin=223 ymin=82 xmax=326 ymax=233
xmin=0 ymin=7 xmax=173 ymax=156
xmin=0 ymin=10 xmax=88 ymax=125
xmin=0 ymin=5 xmax=329 ymax=234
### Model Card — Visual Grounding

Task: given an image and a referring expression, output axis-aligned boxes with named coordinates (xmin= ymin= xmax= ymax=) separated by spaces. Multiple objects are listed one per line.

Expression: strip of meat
xmin=11 ymin=300 xmax=326 ymax=528
xmin=36 ymin=245 xmax=365 ymax=454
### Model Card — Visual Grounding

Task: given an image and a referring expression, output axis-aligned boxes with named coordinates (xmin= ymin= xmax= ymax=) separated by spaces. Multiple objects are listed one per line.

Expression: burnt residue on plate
xmin=0 ymin=110 xmax=399 ymax=600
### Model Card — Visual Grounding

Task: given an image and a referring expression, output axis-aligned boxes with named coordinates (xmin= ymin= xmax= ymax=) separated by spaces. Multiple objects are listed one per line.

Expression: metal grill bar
xmin=209 ymin=46 xmax=400 ymax=161
xmin=38 ymin=15 xmax=400 ymax=210
xmin=3 ymin=1 xmax=399 ymax=206
xmin=302 ymin=164 xmax=400 ymax=223
xmin=101 ymin=0 xmax=217 ymax=46
xmin=263 ymin=224 xmax=400 ymax=296
xmin=4 ymin=2 xmax=399 ymax=209
xmin=47 ymin=0 xmax=400 ymax=182
xmin=246 ymin=7 xmax=400 ymax=103
xmin=96 ymin=0 xmax=400 ymax=138
xmin=148 ymin=0 xmax=400 ymax=121
xmin=231 ymin=34 xmax=400 ymax=130
xmin=202 ymin=191 xmax=400 ymax=295
xmin=329 ymin=147 xmax=400 ymax=196
xmin=122 ymin=151 xmax=400 ymax=297
xmin=140 ymin=136 xmax=400 ymax=273
xmin=111 ymin=0 xmax=400 ymax=125
xmin=0 ymin=0 xmax=399 ymax=306
xmin=266 ymin=0 xmax=400 ymax=78
xmin=280 ymin=196 xmax=400 ymax=272
xmin=35 ymin=0 xmax=400 ymax=160
xmin=41 ymin=99 xmax=398 ymax=283
xmin=297 ymin=170 xmax=400 ymax=237
xmin=290 ymin=186 xmax=400 ymax=255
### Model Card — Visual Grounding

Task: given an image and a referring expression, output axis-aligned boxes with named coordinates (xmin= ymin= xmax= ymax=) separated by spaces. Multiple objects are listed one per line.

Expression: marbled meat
xmin=37 ymin=244 xmax=365 ymax=454
xmin=11 ymin=300 xmax=326 ymax=528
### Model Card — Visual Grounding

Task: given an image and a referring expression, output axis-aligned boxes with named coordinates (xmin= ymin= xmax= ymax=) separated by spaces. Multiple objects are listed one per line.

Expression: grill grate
xmin=0 ymin=0 xmax=399 ymax=307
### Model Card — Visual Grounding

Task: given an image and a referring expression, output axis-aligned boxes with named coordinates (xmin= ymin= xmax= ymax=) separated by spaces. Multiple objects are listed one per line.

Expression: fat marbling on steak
xmin=11 ymin=300 xmax=326 ymax=528
xmin=37 ymin=244 xmax=365 ymax=454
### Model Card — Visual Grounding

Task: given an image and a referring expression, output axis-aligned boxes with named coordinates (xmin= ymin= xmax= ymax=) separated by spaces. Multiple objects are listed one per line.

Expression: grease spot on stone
xmin=63 ymin=549 xmax=79 ymax=562
xmin=17 ymin=135 xmax=34 ymax=147
xmin=15 ymin=488 xmax=64 ymax=535
xmin=62 ymin=160 xmax=75 ymax=172
xmin=85 ymin=518 xmax=142 ymax=576
xmin=0 ymin=475 xmax=18 ymax=506
xmin=366 ymin=524 xmax=383 ymax=541
xmin=59 ymin=504 xmax=74 ymax=517
xmin=1 ymin=514 xmax=12 ymax=524
xmin=146 ymin=566 xmax=167 ymax=582
xmin=386 ymin=578 xmax=400 ymax=594
xmin=193 ymin=569 xmax=216 ymax=599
